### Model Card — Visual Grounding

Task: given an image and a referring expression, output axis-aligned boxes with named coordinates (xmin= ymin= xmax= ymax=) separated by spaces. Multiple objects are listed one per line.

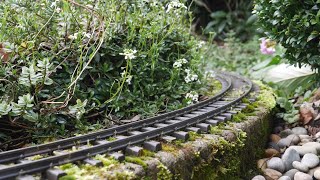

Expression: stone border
xmin=59 ymin=82 xmax=276 ymax=180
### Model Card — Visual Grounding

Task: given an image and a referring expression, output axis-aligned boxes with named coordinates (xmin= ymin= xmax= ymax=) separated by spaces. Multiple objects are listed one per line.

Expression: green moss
xmin=204 ymin=79 xmax=223 ymax=96
xmin=191 ymin=82 xmax=275 ymax=179
xmin=59 ymin=175 xmax=76 ymax=180
xmin=210 ymin=123 xmax=225 ymax=134
xmin=142 ymin=149 xmax=155 ymax=157
xmin=107 ymin=137 xmax=117 ymax=141
xmin=125 ymin=156 xmax=148 ymax=170
xmin=188 ymin=131 xmax=202 ymax=141
xmin=242 ymin=104 xmax=255 ymax=113
xmin=162 ymin=143 xmax=178 ymax=154
xmin=157 ymin=162 xmax=173 ymax=180
xmin=232 ymin=112 xmax=246 ymax=122
xmin=254 ymin=80 xmax=277 ymax=110
xmin=241 ymin=98 xmax=251 ymax=104
xmin=95 ymin=154 xmax=119 ymax=166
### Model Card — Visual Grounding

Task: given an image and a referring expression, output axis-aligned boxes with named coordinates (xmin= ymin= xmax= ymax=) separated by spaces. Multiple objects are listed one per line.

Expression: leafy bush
xmin=189 ymin=0 xmax=258 ymax=41
xmin=0 ymin=0 xmax=204 ymax=136
xmin=254 ymin=0 xmax=320 ymax=70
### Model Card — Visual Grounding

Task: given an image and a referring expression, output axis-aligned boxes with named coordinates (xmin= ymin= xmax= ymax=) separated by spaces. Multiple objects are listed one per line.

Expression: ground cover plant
xmin=0 ymin=0 xmax=208 ymax=145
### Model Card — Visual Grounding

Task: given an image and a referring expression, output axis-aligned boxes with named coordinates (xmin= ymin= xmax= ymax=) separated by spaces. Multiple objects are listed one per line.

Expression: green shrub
xmin=0 ymin=0 xmax=204 ymax=137
xmin=254 ymin=0 xmax=320 ymax=70
xmin=189 ymin=0 xmax=258 ymax=41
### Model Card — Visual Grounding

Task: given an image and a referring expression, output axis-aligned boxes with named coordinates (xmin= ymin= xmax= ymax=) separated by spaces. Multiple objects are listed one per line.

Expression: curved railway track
xmin=0 ymin=72 xmax=256 ymax=180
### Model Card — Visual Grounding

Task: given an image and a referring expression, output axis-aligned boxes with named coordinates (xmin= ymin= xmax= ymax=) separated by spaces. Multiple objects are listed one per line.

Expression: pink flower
xmin=260 ymin=38 xmax=276 ymax=55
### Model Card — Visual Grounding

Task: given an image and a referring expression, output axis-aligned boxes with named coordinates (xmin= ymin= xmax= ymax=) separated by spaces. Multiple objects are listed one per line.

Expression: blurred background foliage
xmin=188 ymin=0 xmax=259 ymax=42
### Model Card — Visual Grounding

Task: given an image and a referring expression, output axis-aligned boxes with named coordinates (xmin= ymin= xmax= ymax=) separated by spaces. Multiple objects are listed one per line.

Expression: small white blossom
xmin=197 ymin=41 xmax=206 ymax=48
xmin=184 ymin=69 xmax=198 ymax=83
xmin=173 ymin=58 xmax=188 ymax=68
xmin=119 ymin=49 xmax=137 ymax=60
xmin=68 ymin=33 xmax=79 ymax=40
xmin=185 ymin=76 xmax=191 ymax=83
xmin=121 ymin=70 xmax=126 ymax=77
xmin=55 ymin=7 xmax=62 ymax=13
xmin=50 ymin=0 xmax=60 ymax=8
xmin=121 ymin=70 xmax=132 ymax=84
xmin=173 ymin=61 xmax=182 ymax=68
xmin=126 ymin=75 xmax=133 ymax=84
xmin=166 ymin=0 xmax=187 ymax=13
xmin=185 ymin=91 xmax=199 ymax=104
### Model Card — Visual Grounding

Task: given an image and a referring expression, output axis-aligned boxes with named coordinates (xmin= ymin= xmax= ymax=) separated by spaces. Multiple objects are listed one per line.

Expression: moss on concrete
xmin=59 ymin=81 xmax=275 ymax=180
xmin=191 ymin=81 xmax=275 ymax=179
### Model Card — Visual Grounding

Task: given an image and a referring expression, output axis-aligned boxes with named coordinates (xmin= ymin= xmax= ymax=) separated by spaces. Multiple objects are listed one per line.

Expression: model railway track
xmin=0 ymin=72 xmax=255 ymax=180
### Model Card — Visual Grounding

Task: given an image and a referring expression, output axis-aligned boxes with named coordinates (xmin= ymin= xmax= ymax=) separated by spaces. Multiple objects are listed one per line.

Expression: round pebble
xmin=300 ymin=138 xmax=313 ymax=144
xmin=265 ymin=148 xmax=280 ymax=158
xmin=280 ymin=129 xmax=293 ymax=138
xmin=278 ymin=176 xmax=291 ymax=180
xmin=292 ymin=161 xmax=309 ymax=172
xmin=267 ymin=157 xmax=285 ymax=173
xmin=257 ymin=158 xmax=268 ymax=171
xmin=292 ymin=127 xmax=308 ymax=135
xmin=282 ymin=148 xmax=300 ymax=171
xmin=286 ymin=134 xmax=300 ymax=145
xmin=283 ymin=169 xmax=299 ymax=179
xmin=299 ymin=134 xmax=312 ymax=139
xmin=270 ymin=134 xmax=281 ymax=143
xmin=264 ymin=168 xmax=282 ymax=180
xmin=294 ymin=172 xmax=313 ymax=180
xmin=301 ymin=153 xmax=320 ymax=168
xmin=308 ymin=166 xmax=320 ymax=176
xmin=303 ymin=142 xmax=320 ymax=152
xmin=315 ymin=131 xmax=320 ymax=139
xmin=278 ymin=138 xmax=291 ymax=148
xmin=268 ymin=142 xmax=280 ymax=152
xmin=314 ymin=169 xmax=320 ymax=179
xmin=287 ymin=146 xmax=317 ymax=156
xmin=252 ymin=175 xmax=266 ymax=180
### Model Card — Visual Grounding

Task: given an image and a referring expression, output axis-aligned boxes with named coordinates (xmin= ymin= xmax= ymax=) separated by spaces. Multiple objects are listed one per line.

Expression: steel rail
xmin=0 ymin=72 xmax=253 ymax=179
xmin=0 ymin=74 xmax=231 ymax=164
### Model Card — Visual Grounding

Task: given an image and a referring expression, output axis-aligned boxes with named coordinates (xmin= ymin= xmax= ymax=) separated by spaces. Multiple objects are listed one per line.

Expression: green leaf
xmin=307 ymin=31 xmax=319 ymax=42
xmin=210 ymin=11 xmax=227 ymax=19
xmin=265 ymin=64 xmax=316 ymax=98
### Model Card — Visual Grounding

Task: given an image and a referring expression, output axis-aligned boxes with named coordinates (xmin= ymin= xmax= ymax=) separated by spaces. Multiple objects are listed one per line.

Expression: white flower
xmin=185 ymin=91 xmax=199 ymax=104
xmin=55 ymin=7 xmax=62 ymax=13
xmin=197 ymin=41 xmax=206 ymax=48
xmin=184 ymin=76 xmax=191 ymax=83
xmin=119 ymin=49 xmax=137 ymax=60
xmin=184 ymin=69 xmax=198 ymax=83
xmin=126 ymin=75 xmax=132 ymax=84
xmin=50 ymin=0 xmax=60 ymax=8
xmin=173 ymin=58 xmax=188 ymax=68
xmin=166 ymin=0 xmax=187 ymax=13
xmin=173 ymin=61 xmax=182 ymax=68
xmin=68 ymin=33 xmax=79 ymax=40
xmin=190 ymin=74 xmax=198 ymax=81
xmin=82 ymin=32 xmax=91 ymax=38
xmin=121 ymin=70 xmax=132 ymax=84
xmin=120 ymin=70 xmax=126 ymax=77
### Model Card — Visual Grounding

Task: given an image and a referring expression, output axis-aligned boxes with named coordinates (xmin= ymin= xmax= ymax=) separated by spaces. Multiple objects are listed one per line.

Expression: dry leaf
xmin=299 ymin=103 xmax=315 ymax=124
xmin=310 ymin=88 xmax=320 ymax=102
xmin=120 ymin=114 xmax=141 ymax=123
xmin=199 ymin=95 xmax=209 ymax=101
xmin=0 ymin=44 xmax=10 ymax=62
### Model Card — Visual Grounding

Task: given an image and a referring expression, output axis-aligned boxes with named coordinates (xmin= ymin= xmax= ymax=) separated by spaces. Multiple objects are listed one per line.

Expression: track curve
xmin=0 ymin=72 xmax=255 ymax=180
